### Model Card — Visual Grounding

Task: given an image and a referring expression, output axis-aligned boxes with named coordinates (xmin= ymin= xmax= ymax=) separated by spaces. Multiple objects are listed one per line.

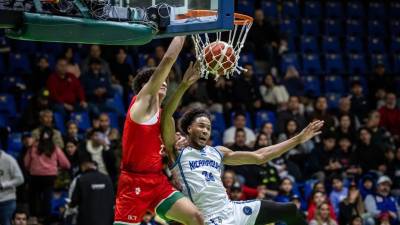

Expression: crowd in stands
xmin=1 ymin=0 xmax=400 ymax=225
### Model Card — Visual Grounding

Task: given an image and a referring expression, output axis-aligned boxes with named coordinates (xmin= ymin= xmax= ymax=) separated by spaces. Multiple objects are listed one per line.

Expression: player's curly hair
xmin=179 ymin=108 xmax=211 ymax=135
xmin=132 ymin=67 xmax=156 ymax=94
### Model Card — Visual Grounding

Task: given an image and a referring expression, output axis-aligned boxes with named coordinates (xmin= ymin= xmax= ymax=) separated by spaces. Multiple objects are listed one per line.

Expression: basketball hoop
xmin=182 ymin=10 xmax=253 ymax=79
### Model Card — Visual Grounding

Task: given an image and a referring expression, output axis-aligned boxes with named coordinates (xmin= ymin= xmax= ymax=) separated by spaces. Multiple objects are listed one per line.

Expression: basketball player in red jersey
xmin=114 ymin=36 xmax=204 ymax=225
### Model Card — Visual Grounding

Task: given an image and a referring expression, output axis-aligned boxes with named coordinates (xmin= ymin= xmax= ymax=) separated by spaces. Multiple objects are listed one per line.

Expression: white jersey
xmin=171 ymin=145 xmax=229 ymax=217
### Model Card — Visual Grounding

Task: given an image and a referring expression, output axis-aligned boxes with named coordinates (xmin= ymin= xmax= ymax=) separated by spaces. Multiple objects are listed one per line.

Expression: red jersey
xmin=121 ymin=96 xmax=163 ymax=173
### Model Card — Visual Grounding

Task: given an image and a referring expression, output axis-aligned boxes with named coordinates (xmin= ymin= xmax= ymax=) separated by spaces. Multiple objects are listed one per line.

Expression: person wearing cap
xmin=68 ymin=156 xmax=114 ymax=225
xmin=365 ymin=176 xmax=400 ymax=225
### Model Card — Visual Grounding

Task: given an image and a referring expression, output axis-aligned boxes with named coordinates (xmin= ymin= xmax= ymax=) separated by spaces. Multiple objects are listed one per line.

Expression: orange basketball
xmin=203 ymin=41 xmax=236 ymax=76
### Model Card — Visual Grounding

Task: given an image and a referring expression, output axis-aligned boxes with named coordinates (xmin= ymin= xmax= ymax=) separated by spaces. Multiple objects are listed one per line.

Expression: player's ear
xmin=187 ymin=125 xmax=192 ymax=134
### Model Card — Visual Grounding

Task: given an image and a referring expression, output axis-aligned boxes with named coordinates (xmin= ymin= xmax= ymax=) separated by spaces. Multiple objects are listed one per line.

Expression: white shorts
xmin=205 ymin=200 xmax=261 ymax=225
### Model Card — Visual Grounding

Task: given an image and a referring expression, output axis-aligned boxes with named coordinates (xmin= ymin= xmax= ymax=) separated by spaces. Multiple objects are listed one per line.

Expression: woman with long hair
xmin=309 ymin=202 xmax=338 ymax=225
xmin=339 ymin=185 xmax=372 ymax=225
xmin=24 ymin=127 xmax=70 ymax=224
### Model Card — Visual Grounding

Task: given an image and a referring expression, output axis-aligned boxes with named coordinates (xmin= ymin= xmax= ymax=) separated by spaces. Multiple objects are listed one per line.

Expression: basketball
xmin=203 ymin=41 xmax=236 ymax=76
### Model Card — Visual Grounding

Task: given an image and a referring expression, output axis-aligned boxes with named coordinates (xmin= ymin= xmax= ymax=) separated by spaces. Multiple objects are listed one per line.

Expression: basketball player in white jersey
xmin=161 ymin=79 xmax=323 ymax=225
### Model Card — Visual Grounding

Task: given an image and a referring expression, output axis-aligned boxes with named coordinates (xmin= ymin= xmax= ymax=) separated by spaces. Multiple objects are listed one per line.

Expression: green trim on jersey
xmin=155 ymin=191 xmax=185 ymax=221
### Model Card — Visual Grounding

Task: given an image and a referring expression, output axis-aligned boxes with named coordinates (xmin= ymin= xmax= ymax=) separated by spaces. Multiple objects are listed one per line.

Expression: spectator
xmin=350 ymin=81 xmax=369 ymax=123
xmin=63 ymin=47 xmax=81 ymax=78
xmin=31 ymin=55 xmax=51 ymax=93
xmin=47 ymin=58 xmax=87 ymax=116
xmin=140 ymin=211 xmax=161 ymax=225
xmin=20 ymin=89 xmax=52 ymax=131
xmin=390 ymin=148 xmax=400 ymax=196
xmin=110 ymin=48 xmax=134 ymax=95
xmin=282 ymin=66 xmax=304 ymax=97
xmin=98 ymin=113 xmax=120 ymax=147
xmin=277 ymin=95 xmax=306 ymax=133
xmin=80 ymin=58 xmax=115 ymax=116
xmin=365 ymin=176 xmax=400 ymax=225
xmin=229 ymin=128 xmax=252 ymax=151
xmin=349 ymin=216 xmax=363 ymax=225
xmin=378 ymin=93 xmax=400 ymax=143
xmin=274 ymin=178 xmax=298 ymax=203
xmin=32 ymin=109 xmax=64 ymax=148
xmin=335 ymin=114 xmax=356 ymax=141
xmin=81 ymin=45 xmax=111 ymax=75
xmin=69 ymin=157 xmax=114 ymax=225
xmin=231 ymin=64 xmax=262 ymax=113
xmin=366 ymin=110 xmax=393 ymax=149
xmin=336 ymin=97 xmax=360 ymax=129
xmin=307 ymin=191 xmax=337 ymax=222
xmin=308 ymin=96 xmax=336 ymax=131
xmin=359 ymin=175 xmax=375 ymax=200
xmin=309 ymin=202 xmax=338 ymax=225
xmin=337 ymin=137 xmax=362 ymax=179
xmin=368 ymin=63 xmax=395 ymax=106
xmin=222 ymin=170 xmax=260 ymax=201
xmin=64 ymin=138 xmax=80 ymax=178
xmin=64 ymin=121 xmax=81 ymax=144
xmin=24 ymin=127 xmax=70 ymax=224
xmin=307 ymin=132 xmax=341 ymax=180
xmin=329 ymin=175 xmax=348 ymax=215
xmin=352 ymin=128 xmax=385 ymax=174
xmin=223 ymin=112 xmax=256 ymax=146
xmin=16 ymin=133 xmax=34 ymax=209
xmin=259 ymin=122 xmax=277 ymax=144
xmin=259 ymin=74 xmax=289 ymax=110
xmin=11 ymin=209 xmax=28 ymax=225
xmin=278 ymin=119 xmax=312 ymax=157
xmin=338 ymin=185 xmax=368 ymax=225
xmin=78 ymin=128 xmax=117 ymax=182
xmin=0 ymin=150 xmax=24 ymax=225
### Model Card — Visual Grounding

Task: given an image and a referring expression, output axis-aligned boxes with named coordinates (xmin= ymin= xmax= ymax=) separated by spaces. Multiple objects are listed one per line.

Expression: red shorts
xmin=114 ymin=171 xmax=178 ymax=224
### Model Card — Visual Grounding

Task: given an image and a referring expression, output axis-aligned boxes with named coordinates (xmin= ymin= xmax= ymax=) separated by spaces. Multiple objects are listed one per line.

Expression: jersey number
xmin=202 ymin=171 xmax=215 ymax=182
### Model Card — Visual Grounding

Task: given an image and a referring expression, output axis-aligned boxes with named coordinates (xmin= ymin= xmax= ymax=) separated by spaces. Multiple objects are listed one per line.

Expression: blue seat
xmin=370 ymin=54 xmax=390 ymax=70
xmin=211 ymin=112 xmax=226 ymax=132
xmin=348 ymin=54 xmax=367 ymax=74
xmin=302 ymin=19 xmax=319 ymax=36
xmin=286 ymin=36 xmax=296 ymax=52
xmin=282 ymin=1 xmax=300 ymax=18
xmin=345 ymin=36 xmax=363 ymax=54
xmin=325 ymin=54 xmax=344 ymax=74
xmin=346 ymin=2 xmax=364 ymax=19
xmin=368 ymin=37 xmax=385 ymax=54
xmin=240 ymin=52 xmax=255 ymax=65
xmin=368 ymin=20 xmax=386 ymax=37
xmin=0 ymin=94 xmax=16 ymax=116
xmin=9 ymin=53 xmax=31 ymax=74
xmin=1 ymin=75 xmax=25 ymax=91
xmin=230 ymin=112 xmax=252 ymax=129
xmin=13 ymin=41 xmax=37 ymax=55
xmin=390 ymin=20 xmax=400 ymax=37
xmin=53 ymin=112 xmax=66 ymax=135
xmin=302 ymin=54 xmax=322 ymax=75
xmin=7 ymin=133 xmax=23 ymax=158
xmin=20 ymin=92 xmax=33 ymax=112
xmin=324 ymin=76 xmax=344 ymax=94
xmin=394 ymin=54 xmax=400 ymax=73
xmin=107 ymin=112 xmax=119 ymax=129
xmin=261 ymin=1 xmax=278 ymax=19
xmin=280 ymin=19 xmax=298 ymax=35
xmin=325 ymin=1 xmax=343 ymax=18
xmin=237 ymin=0 xmax=254 ymax=17
xmin=304 ymin=1 xmax=321 ymax=19
xmin=326 ymin=93 xmax=341 ymax=109
xmin=368 ymin=2 xmax=385 ymax=19
xmin=300 ymin=36 xmax=318 ymax=54
xmin=0 ymin=113 xmax=6 ymax=128
xmin=0 ymin=54 xmax=4 ymax=74
xmin=322 ymin=36 xmax=340 ymax=54
xmin=108 ymin=93 xmax=125 ymax=116
xmin=303 ymin=76 xmax=321 ymax=96
xmin=390 ymin=37 xmax=400 ymax=54
xmin=346 ymin=19 xmax=364 ymax=36
xmin=211 ymin=130 xmax=223 ymax=146
xmin=255 ymin=110 xmax=276 ymax=130
xmin=324 ymin=19 xmax=343 ymax=36
xmin=281 ymin=53 xmax=300 ymax=73
xmin=390 ymin=2 xmax=400 ymax=19
xmin=70 ymin=111 xmax=91 ymax=132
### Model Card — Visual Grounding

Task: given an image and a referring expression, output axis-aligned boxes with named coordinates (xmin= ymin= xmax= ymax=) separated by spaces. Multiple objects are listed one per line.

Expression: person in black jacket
xmin=69 ymin=156 xmax=114 ymax=225
xmin=78 ymin=128 xmax=117 ymax=183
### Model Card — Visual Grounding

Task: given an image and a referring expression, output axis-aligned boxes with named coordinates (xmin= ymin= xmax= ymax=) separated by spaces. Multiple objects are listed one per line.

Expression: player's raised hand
xmin=298 ymin=120 xmax=324 ymax=143
xmin=182 ymin=61 xmax=201 ymax=86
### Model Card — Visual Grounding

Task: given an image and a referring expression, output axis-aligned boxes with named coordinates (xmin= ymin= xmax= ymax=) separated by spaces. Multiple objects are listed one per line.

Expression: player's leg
xmin=155 ymin=192 xmax=204 ymax=225
xmin=254 ymin=200 xmax=307 ymax=225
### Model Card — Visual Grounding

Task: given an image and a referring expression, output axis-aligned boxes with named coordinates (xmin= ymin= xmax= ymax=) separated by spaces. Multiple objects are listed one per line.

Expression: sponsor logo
xmin=127 ymin=215 xmax=137 ymax=221
xmin=91 ymin=184 xmax=105 ymax=190
xmin=243 ymin=206 xmax=252 ymax=215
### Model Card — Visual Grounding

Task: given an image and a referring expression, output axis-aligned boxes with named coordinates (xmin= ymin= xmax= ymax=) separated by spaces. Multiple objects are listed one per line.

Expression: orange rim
xmin=176 ymin=10 xmax=253 ymax=26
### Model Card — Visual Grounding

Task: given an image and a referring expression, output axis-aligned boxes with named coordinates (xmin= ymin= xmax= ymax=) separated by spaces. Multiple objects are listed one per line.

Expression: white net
xmin=191 ymin=12 xmax=253 ymax=79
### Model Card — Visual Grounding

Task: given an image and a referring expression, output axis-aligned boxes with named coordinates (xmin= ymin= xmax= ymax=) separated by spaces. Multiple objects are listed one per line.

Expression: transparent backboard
xmin=119 ymin=0 xmax=234 ymax=38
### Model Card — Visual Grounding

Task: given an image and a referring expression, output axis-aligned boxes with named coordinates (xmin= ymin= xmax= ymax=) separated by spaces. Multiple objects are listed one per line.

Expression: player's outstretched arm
xmin=218 ymin=120 xmax=324 ymax=165
xmin=130 ymin=36 xmax=186 ymax=123
xmin=161 ymin=62 xmax=201 ymax=160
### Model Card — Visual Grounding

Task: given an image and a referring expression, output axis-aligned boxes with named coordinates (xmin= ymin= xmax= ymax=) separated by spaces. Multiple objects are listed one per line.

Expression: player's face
xmin=188 ymin=116 xmax=211 ymax=149
xmin=158 ymin=81 xmax=168 ymax=100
